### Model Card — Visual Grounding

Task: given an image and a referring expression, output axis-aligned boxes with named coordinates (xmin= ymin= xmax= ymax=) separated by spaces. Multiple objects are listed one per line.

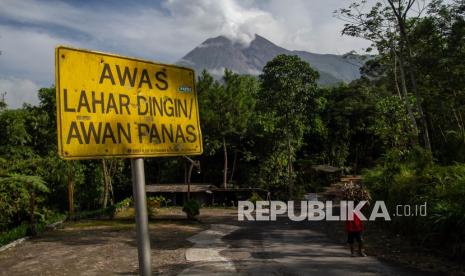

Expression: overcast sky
xmin=0 ymin=0 xmax=371 ymax=108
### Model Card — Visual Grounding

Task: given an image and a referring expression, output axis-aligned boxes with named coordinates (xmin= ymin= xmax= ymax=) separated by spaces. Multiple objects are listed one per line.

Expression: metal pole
xmin=131 ymin=158 xmax=152 ymax=276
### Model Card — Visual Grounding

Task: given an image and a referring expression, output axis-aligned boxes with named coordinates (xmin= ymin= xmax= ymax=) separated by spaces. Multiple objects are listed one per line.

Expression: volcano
xmin=177 ymin=34 xmax=366 ymax=86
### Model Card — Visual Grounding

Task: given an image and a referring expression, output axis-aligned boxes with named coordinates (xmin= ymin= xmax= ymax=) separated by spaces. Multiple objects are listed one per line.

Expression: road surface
xmin=180 ymin=218 xmax=429 ymax=275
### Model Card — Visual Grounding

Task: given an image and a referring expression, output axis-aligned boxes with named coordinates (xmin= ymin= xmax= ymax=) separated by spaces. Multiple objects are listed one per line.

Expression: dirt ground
xmin=1 ymin=207 xmax=463 ymax=275
xmin=0 ymin=208 xmax=235 ymax=276
xmin=322 ymin=219 xmax=465 ymax=275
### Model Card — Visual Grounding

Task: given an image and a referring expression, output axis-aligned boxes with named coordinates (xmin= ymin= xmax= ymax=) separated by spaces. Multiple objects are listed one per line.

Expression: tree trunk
xmin=29 ymin=191 xmax=37 ymax=236
xmin=397 ymin=48 xmax=420 ymax=144
xmin=403 ymin=27 xmax=432 ymax=152
xmin=67 ymin=173 xmax=74 ymax=219
xmin=388 ymin=0 xmax=432 ymax=152
xmin=109 ymin=177 xmax=114 ymax=206
xmin=407 ymin=64 xmax=432 ymax=152
xmin=229 ymin=149 xmax=238 ymax=183
xmin=287 ymin=138 xmax=294 ymax=199
xmin=392 ymin=49 xmax=402 ymax=99
xmin=102 ymin=159 xmax=110 ymax=208
xmin=223 ymin=137 xmax=228 ymax=189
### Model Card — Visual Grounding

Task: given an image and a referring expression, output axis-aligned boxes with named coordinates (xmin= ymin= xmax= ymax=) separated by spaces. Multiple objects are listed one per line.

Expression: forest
xmin=1 ymin=0 xmax=464 ymax=259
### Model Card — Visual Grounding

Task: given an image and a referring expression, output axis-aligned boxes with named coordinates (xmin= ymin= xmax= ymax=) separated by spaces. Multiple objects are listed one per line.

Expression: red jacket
xmin=346 ymin=213 xmax=363 ymax=232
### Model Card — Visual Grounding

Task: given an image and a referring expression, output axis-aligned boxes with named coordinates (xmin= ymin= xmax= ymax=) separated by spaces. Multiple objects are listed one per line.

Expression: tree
xmin=0 ymin=92 xmax=6 ymax=111
xmin=257 ymin=55 xmax=319 ymax=197
xmin=407 ymin=0 xmax=465 ymax=158
xmin=0 ymin=174 xmax=49 ymax=236
xmin=101 ymin=159 xmax=124 ymax=208
xmin=198 ymin=70 xmax=258 ymax=188
xmin=0 ymin=109 xmax=33 ymax=157
xmin=337 ymin=0 xmax=432 ymax=151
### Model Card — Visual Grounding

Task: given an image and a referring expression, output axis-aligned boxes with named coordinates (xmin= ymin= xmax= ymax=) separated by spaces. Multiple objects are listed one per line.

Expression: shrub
xmin=362 ymin=149 xmax=465 ymax=258
xmin=115 ymin=197 xmax=132 ymax=213
xmin=147 ymin=197 xmax=161 ymax=209
xmin=182 ymin=200 xmax=200 ymax=220
xmin=0 ymin=224 xmax=28 ymax=247
xmin=0 ymin=211 xmax=65 ymax=247
xmin=248 ymin=192 xmax=263 ymax=204
xmin=0 ymin=174 xmax=49 ymax=234
xmin=118 ymin=197 xmax=133 ymax=208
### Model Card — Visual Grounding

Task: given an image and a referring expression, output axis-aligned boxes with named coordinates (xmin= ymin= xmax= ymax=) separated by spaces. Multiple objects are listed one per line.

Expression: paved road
xmin=181 ymin=218 xmax=427 ymax=275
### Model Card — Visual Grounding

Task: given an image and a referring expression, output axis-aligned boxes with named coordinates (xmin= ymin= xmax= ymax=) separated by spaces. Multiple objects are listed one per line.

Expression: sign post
xmin=131 ymin=158 xmax=151 ymax=275
xmin=55 ymin=46 xmax=202 ymax=275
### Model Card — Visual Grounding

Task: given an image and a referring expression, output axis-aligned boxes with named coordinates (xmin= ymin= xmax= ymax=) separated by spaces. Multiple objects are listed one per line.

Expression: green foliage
xmin=363 ymin=148 xmax=465 ymax=257
xmin=0 ymin=224 xmax=28 ymax=247
xmin=182 ymin=200 xmax=200 ymax=220
xmin=252 ymin=150 xmax=289 ymax=199
xmin=75 ymin=205 xmax=117 ymax=220
xmin=197 ymin=69 xmax=260 ymax=186
xmin=0 ymin=210 xmax=65 ymax=247
xmin=440 ymin=131 xmax=465 ymax=164
xmin=0 ymin=174 xmax=49 ymax=231
xmin=76 ymin=161 xmax=102 ymax=210
xmin=1 ymin=2 xmax=465 ymax=259
xmin=248 ymin=192 xmax=263 ymax=204
xmin=258 ymin=54 xmax=318 ymax=140
xmin=0 ymin=109 xmax=33 ymax=157
xmin=0 ymin=92 xmax=6 ymax=111
xmin=154 ymin=195 xmax=170 ymax=207
xmin=117 ymin=197 xmax=133 ymax=209
xmin=74 ymin=198 xmax=134 ymax=220
xmin=198 ymin=69 xmax=258 ymax=154
xmin=0 ymin=176 xmax=29 ymax=230
xmin=5 ymin=174 xmax=49 ymax=193
xmin=372 ymin=95 xmax=415 ymax=149
xmin=256 ymin=55 xmax=319 ymax=197
xmin=146 ymin=196 xmax=171 ymax=217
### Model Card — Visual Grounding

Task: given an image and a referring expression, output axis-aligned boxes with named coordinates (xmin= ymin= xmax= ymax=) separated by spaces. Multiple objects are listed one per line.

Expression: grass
xmin=0 ymin=212 xmax=66 ymax=247
xmin=0 ymin=224 xmax=29 ymax=247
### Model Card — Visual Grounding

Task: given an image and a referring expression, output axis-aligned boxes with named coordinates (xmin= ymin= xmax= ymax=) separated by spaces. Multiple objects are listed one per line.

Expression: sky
xmin=0 ymin=0 xmax=371 ymax=108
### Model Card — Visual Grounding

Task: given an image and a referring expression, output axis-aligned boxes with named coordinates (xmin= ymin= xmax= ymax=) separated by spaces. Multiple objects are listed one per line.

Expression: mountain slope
xmin=178 ymin=34 xmax=364 ymax=86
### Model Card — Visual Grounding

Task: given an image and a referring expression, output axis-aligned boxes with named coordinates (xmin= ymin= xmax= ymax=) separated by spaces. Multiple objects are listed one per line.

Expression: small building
xmin=146 ymin=184 xmax=216 ymax=205
xmin=146 ymin=183 xmax=268 ymax=206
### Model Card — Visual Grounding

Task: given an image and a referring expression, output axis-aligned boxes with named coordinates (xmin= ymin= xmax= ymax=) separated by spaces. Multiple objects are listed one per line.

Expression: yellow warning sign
xmin=55 ymin=46 xmax=202 ymax=159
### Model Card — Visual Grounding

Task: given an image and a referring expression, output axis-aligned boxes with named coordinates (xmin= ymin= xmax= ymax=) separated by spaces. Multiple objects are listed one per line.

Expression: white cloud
xmin=0 ymin=0 xmax=369 ymax=58
xmin=0 ymin=0 xmax=371 ymax=107
xmin=261 ymin=0 xmax=371 ymax=54
xmin=163 ymin=0 xmax=285 ymax=47
xmin=0 ymin=77 xmax=40 ymax=108
xmin=0 ymin=25 xmax=75 ymax=84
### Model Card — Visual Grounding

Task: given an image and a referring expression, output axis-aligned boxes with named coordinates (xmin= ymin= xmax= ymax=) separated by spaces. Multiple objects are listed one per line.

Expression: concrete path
xmin=180 ymin=224 xmax=239 ymax=275
xmin=180 ymin=219 xmax=425 ymax=275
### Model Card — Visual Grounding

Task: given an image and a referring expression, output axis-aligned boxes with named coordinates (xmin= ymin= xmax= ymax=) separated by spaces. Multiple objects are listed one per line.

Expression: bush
xmin=362 ymin=148 xmax=465 ymax=258
xmin=0 ymin=211 xmax=65 ymax=247
xmin=115 ymin=197 xmax=132 ymax=211
xmin=248 ymin=192 xmax=263 ymax=204
xmin=182 ymin=200 xmax=200 ymax=220
xmin=0 ymin=224 xmax=28 ymax=247
xmin=147 ymin=195 xmax=170 ymax=208
xmin=146 ymin=196 xmax=171 ymax=217
xmin=0 ymin=174 xmax=49 ymax=233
